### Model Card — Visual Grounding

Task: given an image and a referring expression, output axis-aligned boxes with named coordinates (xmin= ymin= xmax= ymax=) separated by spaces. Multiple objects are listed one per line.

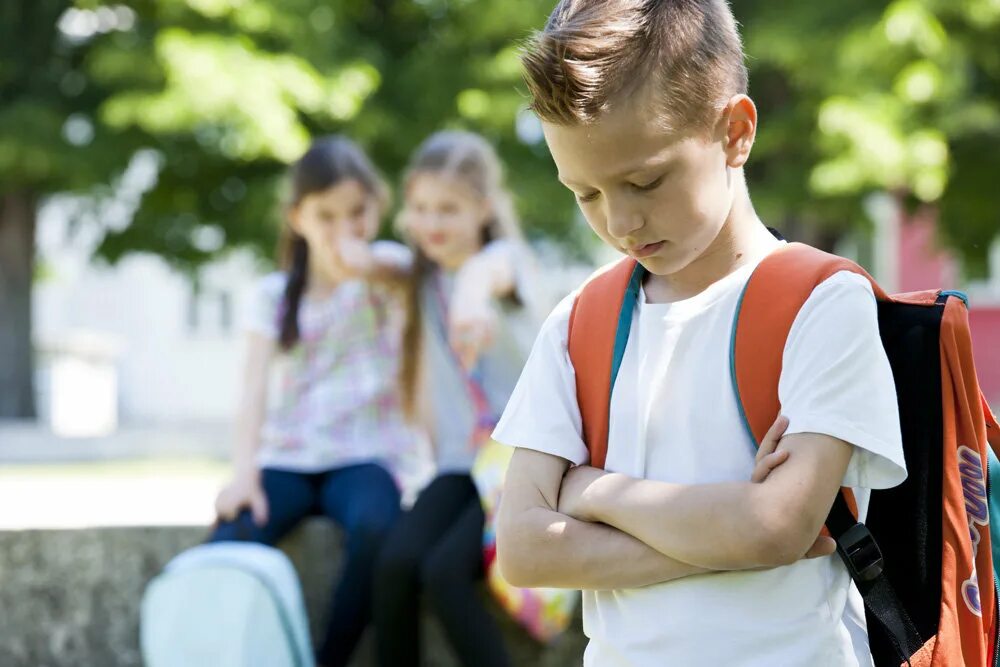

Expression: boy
xmin=492 ymin=1 xmax=908 ymax=665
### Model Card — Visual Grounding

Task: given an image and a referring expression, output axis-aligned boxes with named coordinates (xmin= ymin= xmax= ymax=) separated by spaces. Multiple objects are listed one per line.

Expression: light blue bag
xmin=141 ymin=542 xmax=314 ymax=667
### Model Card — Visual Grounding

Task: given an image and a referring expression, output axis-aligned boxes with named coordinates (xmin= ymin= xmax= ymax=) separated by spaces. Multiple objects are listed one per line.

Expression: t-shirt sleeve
xmin=243 ymin=273 xmax=286 ymax=340
xmin=491 ymin=292 xmax=590 ymax=465
xmin=779 ymin=271 xmax=907 ymax=489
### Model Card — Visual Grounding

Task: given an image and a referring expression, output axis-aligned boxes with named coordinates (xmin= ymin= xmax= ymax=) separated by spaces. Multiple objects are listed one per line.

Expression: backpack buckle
xmin=836 ymin=523 xmax=884 ymax=584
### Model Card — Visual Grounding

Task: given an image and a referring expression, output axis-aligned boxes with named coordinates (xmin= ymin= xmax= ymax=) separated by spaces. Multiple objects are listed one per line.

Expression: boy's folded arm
xmin=496 ymin=447 xmax=711 ymax=590
xmin=580 ymin=432 xmax=853 ymax=570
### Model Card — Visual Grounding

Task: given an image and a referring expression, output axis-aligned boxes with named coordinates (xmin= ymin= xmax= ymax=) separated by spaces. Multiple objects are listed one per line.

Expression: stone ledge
xmin=0 ymin=519 xmax=586 ymax=666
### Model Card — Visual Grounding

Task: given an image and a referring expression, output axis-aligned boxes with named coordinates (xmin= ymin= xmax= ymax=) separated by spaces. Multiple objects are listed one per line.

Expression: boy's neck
xmin=643 ymin=196 xmax=777 ymax=303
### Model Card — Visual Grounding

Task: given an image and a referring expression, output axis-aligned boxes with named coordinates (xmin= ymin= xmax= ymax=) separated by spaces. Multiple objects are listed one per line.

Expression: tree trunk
xmin=0 ymin=189 xmax=37 ymax=419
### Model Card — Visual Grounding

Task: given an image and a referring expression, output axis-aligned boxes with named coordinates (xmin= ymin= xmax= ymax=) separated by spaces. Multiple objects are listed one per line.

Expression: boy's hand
xmin=751 ymin=415 xmax=837 ymax=559
xmin=215 ymin=471 xmax=269 ymax=527
xmin=751 ymin=415 xmax=790 ymax=483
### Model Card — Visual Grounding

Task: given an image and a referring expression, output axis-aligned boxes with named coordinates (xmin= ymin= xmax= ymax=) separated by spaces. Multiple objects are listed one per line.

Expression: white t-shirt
xmin=492 ymin=249 xmax=907 ymax=667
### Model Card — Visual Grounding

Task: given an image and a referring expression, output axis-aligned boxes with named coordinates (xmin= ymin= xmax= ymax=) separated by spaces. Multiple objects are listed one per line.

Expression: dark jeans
xmin=210 ymin=462 xmax=401 ymax=667
xmin=373 ymin=473 xmax=510 ymax=667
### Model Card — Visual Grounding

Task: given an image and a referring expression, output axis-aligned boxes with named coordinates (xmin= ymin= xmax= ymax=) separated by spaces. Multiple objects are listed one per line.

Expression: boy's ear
xmin=722 ymin=94 xmax=757 ymax=169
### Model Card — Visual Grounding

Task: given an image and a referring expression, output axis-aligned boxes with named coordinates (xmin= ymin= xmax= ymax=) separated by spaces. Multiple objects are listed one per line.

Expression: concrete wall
xmin=0 ymin=519 xmax=586 ymax=667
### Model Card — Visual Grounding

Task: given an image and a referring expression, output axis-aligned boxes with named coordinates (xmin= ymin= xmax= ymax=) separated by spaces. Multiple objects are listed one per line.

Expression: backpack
xmin=473 ymin=438 xmax=580 ymax=642
xmin=567 ymin=241 xmax=1000 ymax=667
xmin=140 ymin=542 xmax=314 ymax=667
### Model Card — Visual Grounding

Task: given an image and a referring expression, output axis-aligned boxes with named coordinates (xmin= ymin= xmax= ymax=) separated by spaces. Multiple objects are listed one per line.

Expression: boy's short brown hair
xmin=522 ymin=0 xmax=748 ymax=132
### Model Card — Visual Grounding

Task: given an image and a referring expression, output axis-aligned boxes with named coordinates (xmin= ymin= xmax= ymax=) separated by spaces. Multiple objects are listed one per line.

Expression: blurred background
xmin=0 ymin=1 xmax=998 ymax=665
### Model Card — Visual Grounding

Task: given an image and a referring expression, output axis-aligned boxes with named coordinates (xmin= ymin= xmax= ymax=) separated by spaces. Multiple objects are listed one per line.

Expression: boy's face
xmin=543 ymin=95 xmax=756 ymax=277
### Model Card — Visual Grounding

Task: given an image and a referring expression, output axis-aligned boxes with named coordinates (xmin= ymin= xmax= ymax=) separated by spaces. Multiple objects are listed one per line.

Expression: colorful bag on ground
xmin=472 ymin=438 xmax=579 ymax=643
xmin=567 ymin=241 xmax=1000 ymax=667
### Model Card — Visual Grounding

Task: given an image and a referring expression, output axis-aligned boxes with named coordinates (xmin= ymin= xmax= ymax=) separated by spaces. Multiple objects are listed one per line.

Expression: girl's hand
xmin=334 ymin=235 xmax=376 ymax=278
xmin=215 ymin=471 xmax=269 ymax=526
xmin=449 ymin=302 xmax=497 ymax=371
xmin=450 ymin=259 xmax=498 ymax=370
xmin=751 ymin=415 xmax=837 ymax=559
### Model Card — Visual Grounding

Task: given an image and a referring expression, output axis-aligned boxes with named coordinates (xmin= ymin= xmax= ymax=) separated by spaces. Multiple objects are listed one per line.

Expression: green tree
xmin=4 ymin=0 xmax=998 ymax=421
xmin=0 ymin=0 xmax=570 ymax=420
xmin=0 ymin=1 xmax=145 ymax=418
xmin=737 ymin=0 xmax=1000 ymax=273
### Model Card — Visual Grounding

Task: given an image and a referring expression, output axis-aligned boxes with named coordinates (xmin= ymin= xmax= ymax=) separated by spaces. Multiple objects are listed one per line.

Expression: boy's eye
xmin=576 ymin=190 xmax=600 ymax=203
xmin=632 ymin=175 xmax=664 ymax=193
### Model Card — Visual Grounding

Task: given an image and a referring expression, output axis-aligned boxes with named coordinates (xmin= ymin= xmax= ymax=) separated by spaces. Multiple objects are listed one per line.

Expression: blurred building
xmin=32 ymin=197 xmax=258 ymax=438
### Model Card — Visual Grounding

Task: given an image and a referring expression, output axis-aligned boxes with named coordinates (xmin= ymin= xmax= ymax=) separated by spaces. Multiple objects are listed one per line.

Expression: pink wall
xmin=897 ymin=210 xmax=958 ymax=293
xmin=887 ymin=207 xmax=998 ymax=406
xmin=971 ymin=308 xmax=1000 ymax=408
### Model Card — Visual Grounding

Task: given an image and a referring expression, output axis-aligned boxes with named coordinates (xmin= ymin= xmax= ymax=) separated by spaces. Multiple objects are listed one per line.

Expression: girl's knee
xmin=209 ymin=510 xmax=258 ymax=542
xmin=347 ymin=510 xmax=398 ymax=555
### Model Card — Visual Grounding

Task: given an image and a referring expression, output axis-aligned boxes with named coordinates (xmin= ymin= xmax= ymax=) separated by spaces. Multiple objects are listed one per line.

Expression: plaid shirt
xmin=249 ymin=271 xmax=424 ymax=477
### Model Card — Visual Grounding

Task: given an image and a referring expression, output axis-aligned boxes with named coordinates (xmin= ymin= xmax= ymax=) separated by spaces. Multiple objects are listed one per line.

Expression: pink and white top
xmin=247 ymin=242 xmax=424 ymax=479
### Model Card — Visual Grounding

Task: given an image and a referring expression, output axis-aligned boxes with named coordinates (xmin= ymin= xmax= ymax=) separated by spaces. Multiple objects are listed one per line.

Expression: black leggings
xmin=373 ymin=473 xmax=510 ymax=667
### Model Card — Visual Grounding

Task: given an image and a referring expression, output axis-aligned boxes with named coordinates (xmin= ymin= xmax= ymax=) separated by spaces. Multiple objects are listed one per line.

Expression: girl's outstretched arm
xmin=449 ymin=240 xmax=520 ymax=368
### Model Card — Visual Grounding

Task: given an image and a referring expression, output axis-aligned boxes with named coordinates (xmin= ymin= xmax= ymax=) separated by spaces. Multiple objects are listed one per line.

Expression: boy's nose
xmin=605 ymin=203 xmax=643 ymax=240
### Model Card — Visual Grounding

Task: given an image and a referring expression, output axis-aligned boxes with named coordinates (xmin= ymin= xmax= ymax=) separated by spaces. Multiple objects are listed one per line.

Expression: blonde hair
xmin=521 ymin=0 xmax=748 ymax=132
xmin=398 ymin=130 xmax=524 ymax=417
xmin=399 ymin=130 xmax=522 ymax=244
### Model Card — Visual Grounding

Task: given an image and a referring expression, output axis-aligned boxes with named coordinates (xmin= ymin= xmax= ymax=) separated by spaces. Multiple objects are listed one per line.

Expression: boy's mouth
xmin=628 ymin=241 xmax=665 ymax=258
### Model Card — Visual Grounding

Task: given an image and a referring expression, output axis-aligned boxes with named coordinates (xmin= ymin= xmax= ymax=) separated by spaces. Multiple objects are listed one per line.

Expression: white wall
xmin=33 ymin=200 xmax=262 ymax=427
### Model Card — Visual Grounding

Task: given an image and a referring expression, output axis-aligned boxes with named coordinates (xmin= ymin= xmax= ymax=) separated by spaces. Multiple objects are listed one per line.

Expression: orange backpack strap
xmin=738 ymin=244 xmax=932 ymax=663
xmin=732 ymin=242 xmax=887 ymax=447
xmin=567 ymin=257 xmax=642 ymax=469
xmin=731 ymin=243 xmax=889 ymax=523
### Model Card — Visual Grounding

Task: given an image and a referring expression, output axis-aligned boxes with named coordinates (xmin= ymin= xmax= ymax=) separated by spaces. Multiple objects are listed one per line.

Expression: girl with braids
xmin=210 ymin=136 xmax=424 ymax=667
xmin=373 ymin=130 xmax=545 ymax=667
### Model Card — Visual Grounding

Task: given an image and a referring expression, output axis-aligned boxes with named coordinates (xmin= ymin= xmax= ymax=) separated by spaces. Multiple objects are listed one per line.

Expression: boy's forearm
xmin=564 ymin=434 xmax=852 ymax=570
xmin=499 ymin=505 xmax=710 ymax=590
xmin=588 ymin=475 xmax=781 ymax=570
